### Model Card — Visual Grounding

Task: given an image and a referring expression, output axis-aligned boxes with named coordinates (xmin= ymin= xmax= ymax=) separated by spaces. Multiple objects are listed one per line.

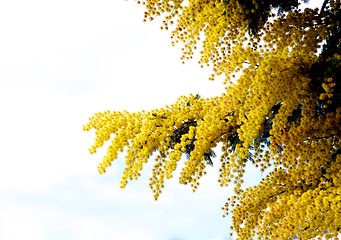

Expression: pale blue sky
xmin=0 ymin=1 xmax=231 ymax=239
xmin=0 ymin=0 xmax=323 ymax=239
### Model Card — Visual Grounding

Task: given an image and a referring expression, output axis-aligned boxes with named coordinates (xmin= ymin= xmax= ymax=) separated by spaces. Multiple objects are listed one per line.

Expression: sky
xmin=0 ymin=1 xmax=233 ymax=240
xmin=0 ymin=0 xmax=323 ymax=240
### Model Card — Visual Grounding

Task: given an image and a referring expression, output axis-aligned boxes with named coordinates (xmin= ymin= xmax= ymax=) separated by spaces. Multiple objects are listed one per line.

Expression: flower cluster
xmin=84 ymin=0 xmax=341 ymax=239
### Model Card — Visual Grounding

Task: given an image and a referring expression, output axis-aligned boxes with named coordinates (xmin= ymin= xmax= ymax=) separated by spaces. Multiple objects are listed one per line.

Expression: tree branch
xmin=320 ymin=0 xmax=329 ymax=14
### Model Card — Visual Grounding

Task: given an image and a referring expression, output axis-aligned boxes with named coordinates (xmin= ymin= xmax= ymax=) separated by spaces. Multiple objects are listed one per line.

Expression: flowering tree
xmin=84 ymin=0 xmax=340 ymax=239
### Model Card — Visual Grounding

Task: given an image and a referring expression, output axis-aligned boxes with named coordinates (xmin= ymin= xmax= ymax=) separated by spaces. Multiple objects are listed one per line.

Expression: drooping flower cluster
xmin=84 ymin=0 xmax=340 ymax=239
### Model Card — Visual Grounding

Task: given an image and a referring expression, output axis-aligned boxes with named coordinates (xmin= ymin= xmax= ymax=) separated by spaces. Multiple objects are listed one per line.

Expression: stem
xmin=320 ymin=0 xmax=329 ymax=14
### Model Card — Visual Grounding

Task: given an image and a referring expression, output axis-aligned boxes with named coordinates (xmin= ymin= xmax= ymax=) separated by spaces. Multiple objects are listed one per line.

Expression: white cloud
xmin=0 ymin=190 xmax=161 ymax=240
xmin=0 ymin=170 xmax=232 ymax=240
